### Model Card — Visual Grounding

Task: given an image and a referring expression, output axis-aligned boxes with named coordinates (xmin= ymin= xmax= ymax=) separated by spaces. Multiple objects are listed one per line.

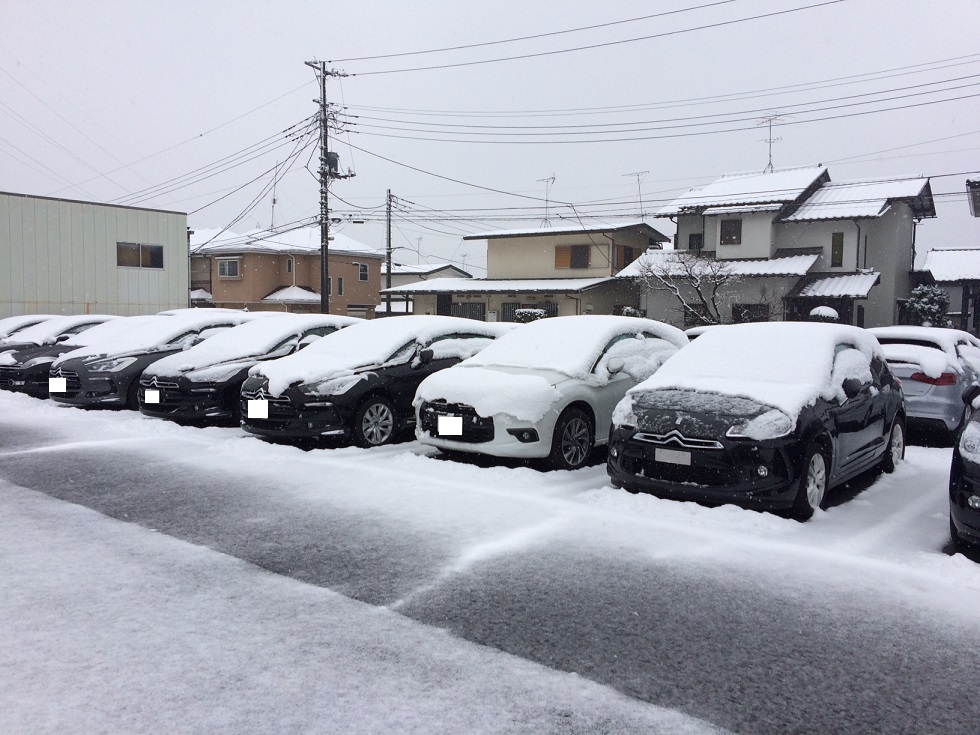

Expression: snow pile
xmin=416 ymin=366 xmax=564 ymax=422
xmin=0 ymin=315 xmax=118 ymax=346
xmin=144 ymin=314 xmax=360 ymax=379
xmin=253 ymin=316 xmax=510 ymax=396
xmin=0 ymin=351 xmax=17 ymax=365
xmin=869 ymin=326 xmax=980 ymax=357
xmin=880 ymin=344 xmax=953 ymax=378
xmin=809 ymin=305 xmax=839 ymax=320
xmin=465 ymin=315 xmax=687 ymax=379
xmin=959 ymin=421 xmax=980 ymax=463
xmin=620 ymin=322 xmax=882 ymax=424
xmin=52 ymin=311 xmax=259 ymax=365
xmin=593 ymin=336 xmax=681 ymax=382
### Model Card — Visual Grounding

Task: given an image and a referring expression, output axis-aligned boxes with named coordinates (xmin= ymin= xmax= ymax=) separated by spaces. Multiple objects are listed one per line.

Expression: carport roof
xmin=382 ymin=277 xmax=615 ymax=295
xmin=797 ymin=272 xmax=880 ymax=298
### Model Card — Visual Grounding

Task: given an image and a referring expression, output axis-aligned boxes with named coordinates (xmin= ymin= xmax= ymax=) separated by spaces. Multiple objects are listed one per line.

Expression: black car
xmin=49 ymin=311 xmax=256 ymax=410
xmin=0 ymin=316 xmax=147 ymax=398
xmin=607 ymin=322 xmax=906 ymax=520
xmin=949 ymin=384 xmax=980 ymax=552
xmin=241 ymin=315 xmax=510 ymax=446
xmin=0 ymin=314 xmax=58 ymax=341
xmin=137 ymin=314 xmax=360 ymax=424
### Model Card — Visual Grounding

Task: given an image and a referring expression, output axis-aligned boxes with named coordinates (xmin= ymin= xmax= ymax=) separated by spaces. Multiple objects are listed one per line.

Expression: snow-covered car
xmin=868 ymin=326 xmax=980 ymax=435
xmin=137 ymin=313 xmax=361 ymax=424
xmin=0 ymin=314 xmax=59 ymax=342
xmin=0 ymin=314 xmax=117 ymax=355
xmin=415 ymin=315 xmax=688 ymax=470
xmin=49 ymin=310 xmax=260 ymax=410
xmin=0 ymin=316 xmax=156 ymax=397
xmin=240 ymin=316 xmax=512 ymax=446
xmin=607 ymin=322 xmax=906 ymax=520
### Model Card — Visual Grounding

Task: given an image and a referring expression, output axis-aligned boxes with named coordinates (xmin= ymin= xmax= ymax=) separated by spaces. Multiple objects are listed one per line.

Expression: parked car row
xmin=1 ymin=311 xmax=977 ymax=549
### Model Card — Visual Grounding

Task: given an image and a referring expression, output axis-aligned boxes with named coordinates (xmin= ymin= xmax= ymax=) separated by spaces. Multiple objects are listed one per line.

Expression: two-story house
xmin=381 ymin=221 xmax=668 ymax=321
xmin=190 ymin=227 xmax=384 ymax=318
xmin=623 ymin=166 xmax=935 ymax=327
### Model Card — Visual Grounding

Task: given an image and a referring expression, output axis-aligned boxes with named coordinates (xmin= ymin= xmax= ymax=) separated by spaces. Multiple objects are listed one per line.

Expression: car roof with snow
xmin=0 ymin=314 xmax=118 ymax=346
xmin=144 ymin=314 xmax=362 ymax=376
xmin=54 ymin=310 xmax=260 ymax=363
xmin=253 ymin=315 xmax=511 ymax=394
xmin=628 ymin=321 xmax=883 ymax=420
xmin=463 ymin=315 xmax=688 ymax=378
xmin=0 ymin=314 xmax=60 ymax=340
xmin=868 ymin=326 xmax=980 ymax=357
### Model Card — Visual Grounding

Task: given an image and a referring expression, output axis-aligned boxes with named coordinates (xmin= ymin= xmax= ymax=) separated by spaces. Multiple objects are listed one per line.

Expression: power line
xmin=351 ymin=1 xmax=846 ymax=76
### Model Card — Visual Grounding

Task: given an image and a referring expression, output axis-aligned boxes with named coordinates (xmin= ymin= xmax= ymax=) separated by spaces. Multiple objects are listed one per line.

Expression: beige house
xmin=190 ymin=227 xmax=383 ymax=318
xmin=382 ymin=222 xmax=668 ymax=321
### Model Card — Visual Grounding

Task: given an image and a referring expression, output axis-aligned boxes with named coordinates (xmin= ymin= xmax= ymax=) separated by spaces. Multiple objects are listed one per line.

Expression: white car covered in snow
xmin=415 ymin=315 xmax=688 ymax=470
xmin=868 ymin=326 xmax=980 ymax=434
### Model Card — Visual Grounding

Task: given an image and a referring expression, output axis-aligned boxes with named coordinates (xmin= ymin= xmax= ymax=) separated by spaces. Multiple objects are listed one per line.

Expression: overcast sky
xmin=3 ymin=0 xmax=979 ymax=275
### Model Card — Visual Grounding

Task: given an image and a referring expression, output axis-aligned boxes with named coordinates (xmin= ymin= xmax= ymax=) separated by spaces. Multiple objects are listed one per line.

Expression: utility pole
xmin=386 ymin=189 xmax=393 ymax=316
xmin=304 ymin=60 xmax=351 ymax=314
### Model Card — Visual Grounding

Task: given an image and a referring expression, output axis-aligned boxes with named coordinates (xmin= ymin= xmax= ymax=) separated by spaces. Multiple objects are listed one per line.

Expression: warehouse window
xmin=117 ymin=242 xmax=164 ymax=269
xmin=217 ymin=258 xmax=240 ymax=278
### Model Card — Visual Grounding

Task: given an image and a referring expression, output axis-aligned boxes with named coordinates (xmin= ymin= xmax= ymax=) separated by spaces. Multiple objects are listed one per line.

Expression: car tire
xmin=125 ymin=379 xmax=140 ymax=411
xmin=353 ymin=396 xmax=397 ymax=447
xmin=791 ymin=442 xmax=829 ymax=521
xmin=950 ymin=515 xmax=963 ymax=553
xmin=881 ymin=419 xmax=906 ymax=473
xmin=549 ymin=407 xmax=594 ymax=471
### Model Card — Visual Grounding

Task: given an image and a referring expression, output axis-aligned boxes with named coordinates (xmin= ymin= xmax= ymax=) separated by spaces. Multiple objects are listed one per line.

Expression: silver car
xmin=868 ymin=326 xmax=980 ymax=435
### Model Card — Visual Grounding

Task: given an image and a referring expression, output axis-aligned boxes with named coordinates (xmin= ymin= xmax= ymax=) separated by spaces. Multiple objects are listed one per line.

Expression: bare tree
xmin=634 ymin=251 xmax=742 ymax=325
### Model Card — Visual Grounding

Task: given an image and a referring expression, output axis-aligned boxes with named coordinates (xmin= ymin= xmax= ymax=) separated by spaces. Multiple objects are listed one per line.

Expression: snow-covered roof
xmin=374 ymin=300 xmax=414 ymax=314
xmin=921 ymin=248 xmax=980 ymax=282
xmin=383 ymin=277 xmax=616 ymax=295
xmin=190 ymin=227 xmax=381 ymax=258
xmin=700 ymin=204 xmax=784 ymax=216
xmin=262 ymin=286 xmax=321 ymax=303
xmin=797 ymin=273 xmax=880 ymax=298
xmin=617 ymin=250 xmax=818 ymax=278
xmin=624 ymin=321 xmax=883 ymax=424
xmin=781 ymin=177 xmax=934 ymax=221
xmin=391 ymin=262 xmax=471 ymax=277
xmin=463 ymin=220 xmax=669 ymax=242
xmin=254 ymin=316 xmax=512 ymax=396
xmin=658 ymin=166 xmax=828 ymax=216
xmin=868 ymin=326 xmax=980 ymax=357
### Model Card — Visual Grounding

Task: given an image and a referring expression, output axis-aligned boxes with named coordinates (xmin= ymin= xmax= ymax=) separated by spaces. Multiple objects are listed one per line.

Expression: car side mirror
xmin=607 ymin=357 xmax=625 ymax=374
xmin=417 ymin=348 xmax=434 ymax=365
xmin=963 ymin=383 xmax=980 ymax=405
xmin=842 ymin=378 xmax=864 ymax=399
xmin=56 ymin=334 xmax=71 ymax=343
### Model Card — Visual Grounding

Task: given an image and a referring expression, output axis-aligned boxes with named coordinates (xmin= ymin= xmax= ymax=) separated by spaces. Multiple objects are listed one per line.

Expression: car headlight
xmin=725 ymin=410 xmax=794 ymax=440
xmin=88 ymin=356 xmax=138 ymax=373
xmin=302 ymin=375 xmax=362 ymax=397
xmin=22 ymin=356 xmax=56 ymax=369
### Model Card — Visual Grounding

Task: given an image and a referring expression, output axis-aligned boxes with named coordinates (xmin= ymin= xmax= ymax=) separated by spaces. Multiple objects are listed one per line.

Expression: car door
xmin=590 ymin=333 xmax=647 ymax=442
xmin=828 ymin=346 xmax=879 ymax=476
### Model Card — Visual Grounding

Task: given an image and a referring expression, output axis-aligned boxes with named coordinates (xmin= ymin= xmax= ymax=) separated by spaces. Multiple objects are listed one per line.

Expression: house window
xmin=338 ymin=277 xmax=344 ymax=296
xmin=286 ymin=258 xmax=293 ymax=274
xmin=217 ymin=258 xmax=240 ymax=278
xmin=358 ymin=263 xmax=369 ymax=281
xmin=831 ymin=232 xmax=844 ymax=268
xmin=117 ymin=242 xmax=164 ymax=269
xmin=688 ymin=233 xmax=704 ymax=251
xmin=720 ymin=219 xmax=742 ymax=245
xmin=555 ymin=245 xmax=591 ymax=269
xmin=615 ymin=246 xmax=636 ymax=269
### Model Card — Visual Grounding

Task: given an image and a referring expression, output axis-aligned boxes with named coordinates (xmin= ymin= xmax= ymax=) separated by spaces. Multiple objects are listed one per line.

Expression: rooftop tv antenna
xmin=623 ymin=171 xmax=649 ymax=219
xmin=538 ymin=175 xmax=556 ymax=227
xmin=757 ymin=113 xmax=784 ymax=173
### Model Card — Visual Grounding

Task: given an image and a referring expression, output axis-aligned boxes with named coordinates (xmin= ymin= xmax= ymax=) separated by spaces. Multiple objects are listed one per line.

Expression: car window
xmin=593 ymin=332 xmax=680 ymax=383
xmin=831 ymin=346 xmax=873 ymax=392
xmin=386 ymin=340 xmax=417 ymax=363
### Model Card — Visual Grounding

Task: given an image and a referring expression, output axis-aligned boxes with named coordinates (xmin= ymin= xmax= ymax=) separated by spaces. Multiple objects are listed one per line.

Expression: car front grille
xmin=420 ymin=400 xmax=494 ymax=443
xmin=0 ymin=366 xmax=20 ymax=384
xmin=50 ymin=368 xmax=81 ymax=394
xmin=241 ymin=387 xmax=295 ymax=420
xmin=621 ymin=436 xmax=738 ymax=487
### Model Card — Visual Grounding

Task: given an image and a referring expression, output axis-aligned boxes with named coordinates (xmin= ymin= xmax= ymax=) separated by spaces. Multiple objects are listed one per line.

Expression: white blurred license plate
xmin=144 ymin=389 xmax=160 ymax=404
xmin=248 ymin=399 xmax=268 ymax=419
xmin=49 ymin=377 xmax=66 ymax=393
xmin=655 ymin=448 xmax=691 ymax=466
xmin=438 ymin=415 xmax=463 ymax=436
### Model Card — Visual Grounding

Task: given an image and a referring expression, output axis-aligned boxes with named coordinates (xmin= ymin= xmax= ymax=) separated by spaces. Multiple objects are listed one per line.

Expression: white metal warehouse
xmin=0 ymin=191 xmax=188 ymax=317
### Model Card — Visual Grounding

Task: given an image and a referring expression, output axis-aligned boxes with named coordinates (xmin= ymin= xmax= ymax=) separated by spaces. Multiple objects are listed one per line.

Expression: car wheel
xmin=549 ymin=408 xmax=594 ymax=470
xmin=881 ymin=419 xmax=906 ymax=473
xmin=125 ymin=380 xmax=140 ymax=411
xmin=791 ymin=442 xmax=828 ymax=521
xmin=354 ymin=396 xmax=397 ymax=447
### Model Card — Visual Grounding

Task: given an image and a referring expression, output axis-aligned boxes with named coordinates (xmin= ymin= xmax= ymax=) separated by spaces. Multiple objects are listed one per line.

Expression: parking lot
xmin=2 ymin=390 xmax=979 ymax=734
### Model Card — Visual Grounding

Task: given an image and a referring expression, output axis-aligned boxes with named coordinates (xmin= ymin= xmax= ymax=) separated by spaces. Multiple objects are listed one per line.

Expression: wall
xmin=485 ymin=229 xmax=654 ymax=279
xmin=774 ymin=218 xmax=859 ymax=272
xmin=1 ymin=192 xmax=188 ymax=317
xmin=641 ymin=275 xmax=799 ymax=328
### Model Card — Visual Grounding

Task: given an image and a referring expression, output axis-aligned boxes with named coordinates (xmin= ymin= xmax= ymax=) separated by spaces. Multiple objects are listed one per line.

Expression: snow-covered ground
xmin=1 ymin=389 xmax=979 ymax=732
